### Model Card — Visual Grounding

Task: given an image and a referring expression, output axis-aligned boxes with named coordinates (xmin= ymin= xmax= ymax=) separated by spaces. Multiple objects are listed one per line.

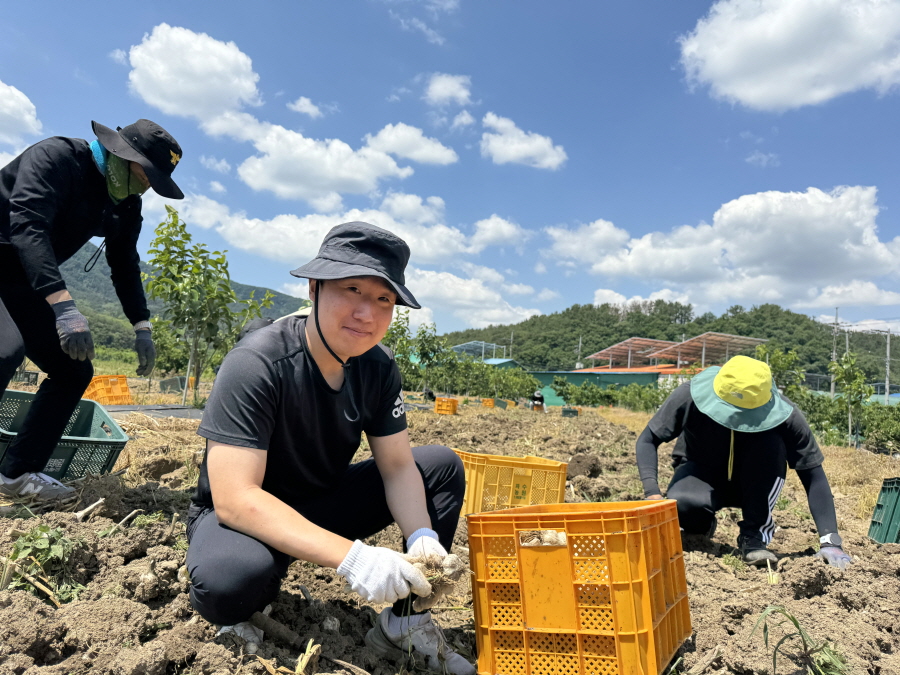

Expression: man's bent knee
xmin=0 ymin=343 xmax=25 ymax=382
xmin=187 ymin=546 xmax=284 ymax=625
xmin=668 ymin=484 xmax=715 ymax=535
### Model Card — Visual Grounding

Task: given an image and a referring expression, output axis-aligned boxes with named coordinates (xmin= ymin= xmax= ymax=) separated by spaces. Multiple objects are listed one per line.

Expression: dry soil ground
xmin=1 ymin=402 xmax=899 ymax=675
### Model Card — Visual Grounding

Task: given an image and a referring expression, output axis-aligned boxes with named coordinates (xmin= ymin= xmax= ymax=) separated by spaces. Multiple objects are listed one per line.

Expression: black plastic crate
xmin=0 ymin=390 xmax=128 ymax=481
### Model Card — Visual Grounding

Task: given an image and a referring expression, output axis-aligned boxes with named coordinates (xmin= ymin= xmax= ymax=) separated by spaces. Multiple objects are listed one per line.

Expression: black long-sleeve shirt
xmin=636 ymin=382 xmax=838 ymax=536
xmin=0 ymin=136 xmax=149 ymax=324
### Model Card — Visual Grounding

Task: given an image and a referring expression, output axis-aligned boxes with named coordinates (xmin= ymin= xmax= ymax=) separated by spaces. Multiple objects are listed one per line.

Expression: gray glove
xmin=815 ymin=546 xmax=852 ymax=569
xmin=52 ymin=300 xmax=95 ymax=361
xmin=134 ymin=330 xmax=156 ymax=376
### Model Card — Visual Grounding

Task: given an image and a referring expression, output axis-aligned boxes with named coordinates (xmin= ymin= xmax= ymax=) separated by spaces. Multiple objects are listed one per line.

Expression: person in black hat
xmin=0 ymin=120 xmax=183 ymax=504
xmin=185 ymin=222 xmax=474 ymax=674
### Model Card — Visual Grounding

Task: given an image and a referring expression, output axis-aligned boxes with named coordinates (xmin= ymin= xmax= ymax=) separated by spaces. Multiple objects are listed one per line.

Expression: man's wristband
xmin=133 ymin=320 xmax=152 ymax=332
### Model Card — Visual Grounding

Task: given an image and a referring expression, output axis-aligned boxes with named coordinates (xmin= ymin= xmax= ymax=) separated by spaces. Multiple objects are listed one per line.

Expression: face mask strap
xmin=313 ymin=280 xmax=361 ymax=423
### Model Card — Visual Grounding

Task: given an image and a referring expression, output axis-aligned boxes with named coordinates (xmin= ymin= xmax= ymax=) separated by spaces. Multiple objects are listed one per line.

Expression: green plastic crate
xmin=0 ymin=390 xmax=128 ymax=481
xmin=868 ymin=477 xmax=900 ymax=544
xmin=493 ymin=398 xmax=508 ymax=410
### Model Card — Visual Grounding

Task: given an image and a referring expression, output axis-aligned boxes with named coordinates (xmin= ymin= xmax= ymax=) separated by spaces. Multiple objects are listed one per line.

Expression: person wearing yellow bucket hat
xmin=636 ymin=355 xmax=850 ymax=569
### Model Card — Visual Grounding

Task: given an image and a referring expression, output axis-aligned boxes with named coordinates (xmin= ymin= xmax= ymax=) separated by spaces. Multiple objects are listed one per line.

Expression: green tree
xmin=414 ymin=322 xmax=445 ymax=390
xmin=145 ymin=206 xmax=273 ymax=402
xmin=382 ymin=308 xmax=420 ymax=389
xmin=755 ymin=344 xmax=805 ymax=400
xmin=149 ymin=317 xmax=189 ymax=375
xmin=829 ymin=352 xmax=875 ymax=444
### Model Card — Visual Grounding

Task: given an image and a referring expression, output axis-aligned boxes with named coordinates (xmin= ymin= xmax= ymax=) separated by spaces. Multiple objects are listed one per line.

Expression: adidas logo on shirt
xmin=392 ymin=396 xmax=404 ymax=418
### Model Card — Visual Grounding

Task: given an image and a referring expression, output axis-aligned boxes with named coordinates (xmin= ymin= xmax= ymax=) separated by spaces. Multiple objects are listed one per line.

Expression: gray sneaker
xmin=365 ymin=608 xmax=475 ymax=675
xmin=0 ymin=472 xmax=77 ymax=502
xmin=738 ymin=534 xmax=778 ymax=567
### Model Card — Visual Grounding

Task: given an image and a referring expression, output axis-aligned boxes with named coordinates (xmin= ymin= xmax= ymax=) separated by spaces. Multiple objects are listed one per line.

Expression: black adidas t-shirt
xmin=192 ymin=317 xmax=407 ymax=508
xmin=648 ymin=381 xmax=824 ymax=473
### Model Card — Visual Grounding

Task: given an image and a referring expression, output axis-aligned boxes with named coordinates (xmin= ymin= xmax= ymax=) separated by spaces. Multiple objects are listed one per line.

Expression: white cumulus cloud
xmin=680 ymin=0 xmax=900 ymax=111
xmin=800 ymin=281 xmax=900 ymax=308
xmin=535 ymin=288 xmax=560 ymax=301
xmin=480 ymin=112 xmax=567 ymax=170
xmin=0 ymin=80 xmax=42 ymax=146
xmin=406 ymin=268 xmax=540 ymax=328
xmin=380 ymin=192 xmax=445 ymax=225
xmin=365 ymin=122 xmax=458 ymax=164
xmin=200 ymin=156 xmax=231 ymax=174
xmin=451 ymin=110 xmax=475 ymax=129
xmin=168 ymin=192 xmax=526 ymax=268
xmin=545 ymin=219 xmax=631 ymax=264
xmin=553 ymin=185 xmax=900 ymax=310
xmin=424 ymin=73 xmax=471 ymax=106
xmin=469 ymin=215 xmax=531 ymax=253
xmin=593 ymin=289 xmax=627 ymax=306
xmin=287 ymin=96 xmax=323 ymax=119
xmin=108 ymin=49 xmax=127 ymax=65
xmin=202 ymin=111 xmax=414 ymax=211
xmin=128 ymin=24 xmax=262 ymax=120
xmin=209 ymin=181 xmax=226 ymax=194
xmin=745 ymin=151 xmax=780 ymax=168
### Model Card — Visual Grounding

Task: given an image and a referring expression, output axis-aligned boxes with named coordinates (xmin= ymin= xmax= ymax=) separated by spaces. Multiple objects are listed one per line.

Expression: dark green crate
xmin=561 ymin=407 xmax=580 ymax=418
xmin=493 ymin=398 xmax=508 ymax=410
xmin=0 ymin=390 xmax=128 ymax=481
xmin=868 ymin=477 xmax=900 ymax=544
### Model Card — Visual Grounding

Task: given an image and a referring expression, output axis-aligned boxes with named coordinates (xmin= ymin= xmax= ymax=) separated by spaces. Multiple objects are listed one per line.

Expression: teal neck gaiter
xmin=90 ymin=139 xmax=143 ymax=204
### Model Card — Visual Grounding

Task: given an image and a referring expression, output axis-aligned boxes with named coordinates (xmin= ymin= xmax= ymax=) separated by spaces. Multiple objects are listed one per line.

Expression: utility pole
xmin=886 ymin=329 xmax=891 ymax=405
xmin=830 ymin=308 xmax=838 ymax=399
xmin=510 ymin=331 xmax=514 ymax=360
xmin=575 ymin=336 xmax=583 ymax=369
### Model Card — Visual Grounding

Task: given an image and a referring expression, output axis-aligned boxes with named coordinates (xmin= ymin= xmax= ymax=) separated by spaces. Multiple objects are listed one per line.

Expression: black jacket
xmin=0 ymin=136 xmax=149 ymax=324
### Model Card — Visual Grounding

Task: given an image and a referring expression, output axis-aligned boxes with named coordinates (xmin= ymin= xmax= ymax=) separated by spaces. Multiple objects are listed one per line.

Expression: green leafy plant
xmin=720 ymin=553 xmax=746 ymax=573
xmin=1 ymin=525 xmax=85 ymax=604
xmin=756 ymin=345 xmax=806 ymax=401
xmin=751 ymin=605 xmax=849 ymax=674
xmin=145 ymin=206 xmax=273 ymax=404
xmin=829 ymin=352 xmax=875 ymax=446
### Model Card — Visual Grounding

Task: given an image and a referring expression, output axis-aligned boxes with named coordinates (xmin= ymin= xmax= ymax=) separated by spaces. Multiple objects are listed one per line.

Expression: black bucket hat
xmin=290 ymin=221 xmax=420 ymax=308
xmin=91 ymin=119 xmax=184 ymax=199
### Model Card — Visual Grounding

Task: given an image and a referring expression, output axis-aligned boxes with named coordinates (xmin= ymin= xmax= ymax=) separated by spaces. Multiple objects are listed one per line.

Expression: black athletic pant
xmin=0 ymin=281 xmax=93 ymax=478
xmin=186 ymin=444 xmax=466 ymax=626
xmin=667 ymin=457 xmax=786 ymax=544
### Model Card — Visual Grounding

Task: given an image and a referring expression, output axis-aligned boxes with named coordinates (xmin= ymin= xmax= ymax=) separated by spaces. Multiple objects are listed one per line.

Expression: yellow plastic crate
xmin=468 ymin=501 xmax=691 ymax=675
xmin=83 ymin=375 xmax=133 ymax=406
xmin=482 ymin=398 xmax=496 ymax=408
xmin=435 ymin=397 xmax=458 ymax=415
xmin=453 ymin=449 xmax=567 ymax=514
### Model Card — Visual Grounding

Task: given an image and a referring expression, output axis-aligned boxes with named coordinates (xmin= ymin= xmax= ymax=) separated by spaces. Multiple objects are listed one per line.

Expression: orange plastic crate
xmin=453 ymin=449 xmax=567 ymax=514
xmin=435 ymin=397 xmax=459 ymax=415
xmin=83 ymin=375 xmax=133 ymax=406
xmin=482 ymin=398 xmax=496 ymax=408
xmin=468 ymin=501 xmax=691 ymax=675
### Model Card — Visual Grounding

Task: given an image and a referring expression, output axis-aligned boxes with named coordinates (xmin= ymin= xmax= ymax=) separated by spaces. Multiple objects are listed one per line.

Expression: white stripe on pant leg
xmin=759 ymin=476 xmax=785 ymax=544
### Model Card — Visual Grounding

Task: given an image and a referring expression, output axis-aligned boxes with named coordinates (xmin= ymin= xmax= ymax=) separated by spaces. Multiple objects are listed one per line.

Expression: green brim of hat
xmin=690 ymin=366 xmax=794 ymax=432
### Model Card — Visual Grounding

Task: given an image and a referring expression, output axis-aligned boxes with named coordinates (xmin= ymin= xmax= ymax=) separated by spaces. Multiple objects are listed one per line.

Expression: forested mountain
xmin=57 ymin=242 xmax=306 ymax=350
xmin=441 ymin=300 xmax=895 ymax=383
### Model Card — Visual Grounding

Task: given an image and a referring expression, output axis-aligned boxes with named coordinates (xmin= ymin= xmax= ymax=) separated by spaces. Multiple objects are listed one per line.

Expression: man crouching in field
xmin=184 ymin=222 xmax=474 ymax=674
xmin=636 ymin=356 xmax=851 ymax=570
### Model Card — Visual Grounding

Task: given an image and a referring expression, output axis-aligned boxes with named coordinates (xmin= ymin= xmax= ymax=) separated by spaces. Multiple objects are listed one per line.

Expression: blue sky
xmin=3 ymin=0 xmax=900 ymax=333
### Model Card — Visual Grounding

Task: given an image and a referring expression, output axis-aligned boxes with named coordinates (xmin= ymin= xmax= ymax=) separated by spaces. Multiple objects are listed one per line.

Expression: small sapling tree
xmin=146 ymin=206 xmax=273 ymax=404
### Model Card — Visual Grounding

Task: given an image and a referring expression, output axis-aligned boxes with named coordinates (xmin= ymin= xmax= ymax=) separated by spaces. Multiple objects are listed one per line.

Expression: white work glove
xmin=407 ymin=527 xmax=448 ymax=558
xmin=337 ymin=540 xmax=432 ymax=604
